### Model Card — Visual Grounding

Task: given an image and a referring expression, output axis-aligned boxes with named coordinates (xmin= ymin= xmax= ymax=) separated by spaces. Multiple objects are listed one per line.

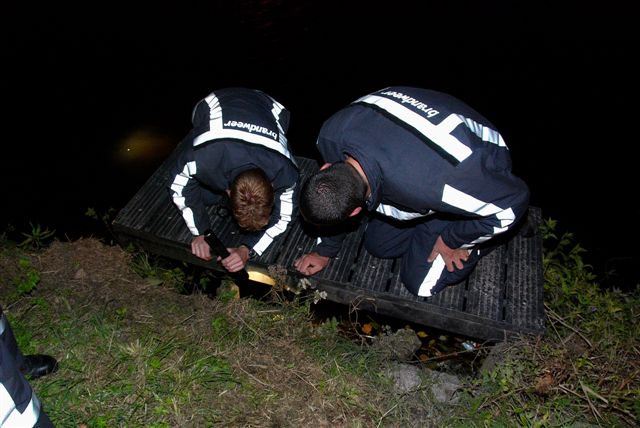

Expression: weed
xmin=128 ymin=250 xmax=189 ymax=291
xmin=3 ymin=223 xmax=638 ymax=426
xmin=18 ymin=222 xmax=55 ymax=249
xmin=457 ymin=219 xmax=640 ymax=427
xmin=215 ymin=278 xmax=241 ymax=302
xmin=12 ymin=257 xmax=40 ymax=296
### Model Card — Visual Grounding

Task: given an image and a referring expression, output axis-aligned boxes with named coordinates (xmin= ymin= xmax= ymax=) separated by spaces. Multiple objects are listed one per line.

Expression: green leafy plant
xmin=18 ymin=222 xmax=55 ymax=249
xmin=128 ymin=249 xmax=189 ymax=292
xmin=12 ymin=257 xmax=41 ymax=295
xmin=458 ymin=218 xmax=640 ymax=427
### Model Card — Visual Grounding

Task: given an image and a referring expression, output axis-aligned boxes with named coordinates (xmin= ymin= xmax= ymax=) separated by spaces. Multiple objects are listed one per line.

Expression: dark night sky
xmin=3 ymin=1 xmax=639 ymax=284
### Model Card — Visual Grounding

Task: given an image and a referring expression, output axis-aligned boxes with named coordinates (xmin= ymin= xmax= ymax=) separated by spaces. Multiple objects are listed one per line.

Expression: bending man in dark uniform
xmin=169 ymin=87 xmax=299 ymax=272
xmin=294 ymin=86 xmax=530 ymax=297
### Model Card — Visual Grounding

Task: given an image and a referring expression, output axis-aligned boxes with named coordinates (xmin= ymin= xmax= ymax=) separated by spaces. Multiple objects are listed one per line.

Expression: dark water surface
xmin=3 ymin=2 xmax=639 ymax=287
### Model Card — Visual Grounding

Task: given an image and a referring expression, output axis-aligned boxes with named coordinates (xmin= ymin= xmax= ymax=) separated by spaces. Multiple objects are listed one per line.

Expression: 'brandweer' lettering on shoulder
xmin=223 ymin=120 xmax=278 ymax=139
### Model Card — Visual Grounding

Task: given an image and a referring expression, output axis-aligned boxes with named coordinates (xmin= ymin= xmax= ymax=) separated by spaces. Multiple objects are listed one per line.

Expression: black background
xmin=3 ymin=1 xmax=639 ymax=285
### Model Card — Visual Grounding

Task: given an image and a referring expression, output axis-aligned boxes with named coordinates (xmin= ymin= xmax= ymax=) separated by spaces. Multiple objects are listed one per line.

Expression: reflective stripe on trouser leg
xmin=0 ymin=312 xmax=6 ymax=335
xmin=1 ymin=313 xmax=42 ymax=427
xmin=363 ymin=216 xmax=482 ymax=297
xmin=399 ymin=218 xmax=480 ymax=297
xmin=412 ymin=248 xmax=480 ymax=297
xmin=0 ymin=386 xmax=42 ymax=428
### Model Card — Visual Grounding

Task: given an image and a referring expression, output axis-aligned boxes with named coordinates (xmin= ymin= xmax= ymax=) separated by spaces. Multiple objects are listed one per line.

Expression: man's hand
xmin=192 ymin=236 xmax=248 ymax=272
xmin=191 ymin=235 xmax=212 ymax=261
xmin=218 ymin=246 xmax=250 ymax=273
xmin=428 ymin=236 xmax=470 ymax=272
xmin=294 ymin=252 xmax=330 ymax=276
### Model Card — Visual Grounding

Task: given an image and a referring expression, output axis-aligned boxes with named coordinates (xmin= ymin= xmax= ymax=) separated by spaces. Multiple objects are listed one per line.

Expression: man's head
xmin=229 ymin=168 xmax=274 ymax=231
xmin=300 ymin=161 xmax=367 ymax=226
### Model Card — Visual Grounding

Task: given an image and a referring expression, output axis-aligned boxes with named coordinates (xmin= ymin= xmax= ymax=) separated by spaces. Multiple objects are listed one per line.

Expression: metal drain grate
xmin=114 ymin=154 xmax=544 ymax=341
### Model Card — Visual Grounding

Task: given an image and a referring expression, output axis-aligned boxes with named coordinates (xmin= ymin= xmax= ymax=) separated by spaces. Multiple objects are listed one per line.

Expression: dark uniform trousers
xmin=363 ymin=215 xmax=482 ymax=296
xmin=0 ymin=308 xmax=54 ymax=427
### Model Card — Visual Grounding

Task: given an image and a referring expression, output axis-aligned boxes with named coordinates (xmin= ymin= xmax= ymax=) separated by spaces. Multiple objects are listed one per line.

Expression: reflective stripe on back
xmin=355 ymin=94 xmax=473 ymax=165
xmin=192 ymin=92 xmax=295 ymax=163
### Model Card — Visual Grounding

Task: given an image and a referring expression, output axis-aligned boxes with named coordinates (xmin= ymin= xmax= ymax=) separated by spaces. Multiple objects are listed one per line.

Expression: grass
xmin=454 ymin=220 xmax=640 ymax=427
xmin=0 ymin=218 xmax=638 ymax=427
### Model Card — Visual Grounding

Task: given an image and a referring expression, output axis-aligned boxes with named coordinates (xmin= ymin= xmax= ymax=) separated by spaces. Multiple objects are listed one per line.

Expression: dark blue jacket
xmin=314 ymin=86 xmax=530 ymax=257
xmin=169 ymin=88 xmax=298 ymax=255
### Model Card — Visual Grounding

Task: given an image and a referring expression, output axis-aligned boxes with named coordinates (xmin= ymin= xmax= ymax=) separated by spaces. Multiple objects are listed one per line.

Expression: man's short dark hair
xmin=300 ymin=161 xmax=367 ymax=225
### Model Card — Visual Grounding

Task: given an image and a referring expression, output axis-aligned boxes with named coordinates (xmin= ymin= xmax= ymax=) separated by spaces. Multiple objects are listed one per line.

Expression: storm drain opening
xmin=500 ymin=261 xmax=510 ymax=321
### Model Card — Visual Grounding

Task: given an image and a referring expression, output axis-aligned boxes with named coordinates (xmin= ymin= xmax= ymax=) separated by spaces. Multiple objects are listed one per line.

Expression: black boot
xmin=20 ymin=354 xmax=59 ymax=379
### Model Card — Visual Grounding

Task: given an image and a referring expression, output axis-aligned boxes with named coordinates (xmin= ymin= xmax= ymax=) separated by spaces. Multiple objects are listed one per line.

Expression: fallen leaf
xmin=361 ymin=323 xmax=373 ymax=335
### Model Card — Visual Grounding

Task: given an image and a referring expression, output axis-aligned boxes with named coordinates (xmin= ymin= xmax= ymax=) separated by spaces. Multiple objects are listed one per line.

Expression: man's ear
xmin=320 ymin=162 xmax=332 ymax=171
xmin=348 ymin=206 xmax=362 ymax=217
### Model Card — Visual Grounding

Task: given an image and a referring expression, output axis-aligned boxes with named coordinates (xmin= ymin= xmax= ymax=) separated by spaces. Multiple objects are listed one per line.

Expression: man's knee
xmin=363 ymin=235 xmax=388 ymax=258
xmin=401 ymin=268 xmax=464 ymax=297
xmin=363 ymin=221 xmax=411 ymax=259
xmin=401 ymin=249 xmax=481 ymax=297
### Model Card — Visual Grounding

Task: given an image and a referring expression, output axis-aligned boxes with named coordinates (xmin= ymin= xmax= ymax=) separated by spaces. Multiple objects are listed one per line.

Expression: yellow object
xmin=361 ymin=323 xmax=373 ymax=335
xmin=247 ymin=269 xmax=276 ymax=286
